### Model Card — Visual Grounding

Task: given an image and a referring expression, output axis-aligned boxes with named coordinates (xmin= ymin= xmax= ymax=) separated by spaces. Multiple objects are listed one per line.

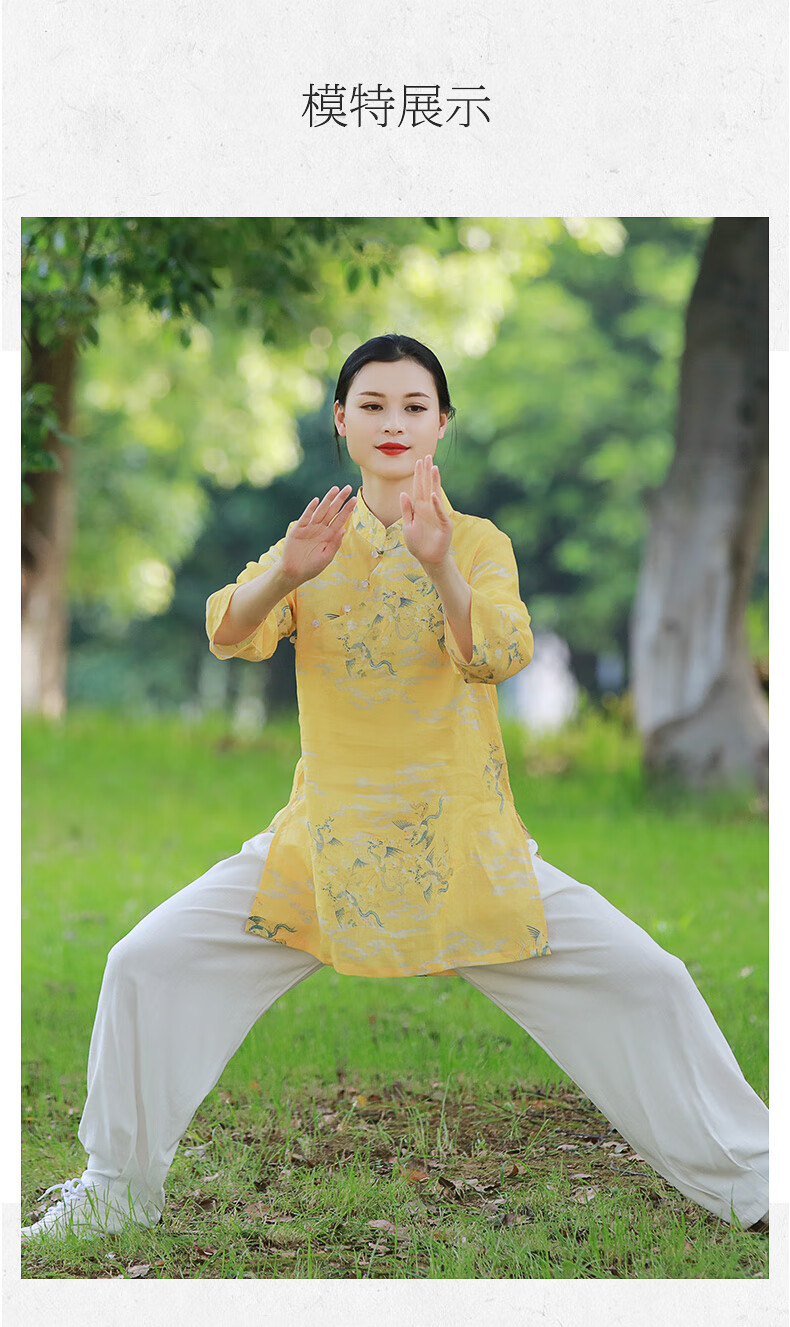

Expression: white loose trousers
xmin=77 ymin=830 xmax=769 ymax=1230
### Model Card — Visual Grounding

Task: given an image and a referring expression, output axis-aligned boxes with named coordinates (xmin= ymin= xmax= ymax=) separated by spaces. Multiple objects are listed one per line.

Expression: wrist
xmin=272 ymin=557 xmax=303 ymax=595
xmin=421 ymin=551 xmax=455 ymax=582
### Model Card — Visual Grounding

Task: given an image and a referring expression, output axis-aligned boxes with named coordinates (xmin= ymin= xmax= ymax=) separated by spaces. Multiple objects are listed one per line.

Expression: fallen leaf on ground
xmin=127 ymin=1263 xmax=151 ymax=1278
xmin=367 ymin=1219 xmax=398 ymax=1234
xmin=571 ymin=1188 xmax=598 ymax=1204
xmin=403 ymin=1166 xmax=430 ymax=1183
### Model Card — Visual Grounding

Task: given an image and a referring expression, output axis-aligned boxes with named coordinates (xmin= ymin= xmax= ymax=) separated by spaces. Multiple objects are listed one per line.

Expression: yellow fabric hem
xmin=241 ymin=919 xmax=552 ymax=978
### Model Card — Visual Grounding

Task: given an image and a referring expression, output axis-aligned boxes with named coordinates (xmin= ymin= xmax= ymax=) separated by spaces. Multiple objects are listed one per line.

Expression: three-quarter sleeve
xmin=442 ymin=524 xmax=534 ymax=685
xmin=205 ymin=533 xmax=297 ymax=662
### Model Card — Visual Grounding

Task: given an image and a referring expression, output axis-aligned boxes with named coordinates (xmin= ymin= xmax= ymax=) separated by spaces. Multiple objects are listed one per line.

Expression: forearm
xmin=423 ymin=552 xmax=473 ymax=664
xmin=212 ymin=558 xmax=300 ymax=647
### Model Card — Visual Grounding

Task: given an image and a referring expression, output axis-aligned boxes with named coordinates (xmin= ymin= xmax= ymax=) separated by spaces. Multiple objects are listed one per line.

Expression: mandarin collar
xmin=351 ymin=483 xmax=455 ymax=551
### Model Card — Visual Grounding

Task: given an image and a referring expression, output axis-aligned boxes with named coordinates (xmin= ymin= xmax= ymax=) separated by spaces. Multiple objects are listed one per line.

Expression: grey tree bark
xmin=21 ymin=337 xmax=78 ymax=717
xmin=630 ymin=218 xmax=768 ymax=791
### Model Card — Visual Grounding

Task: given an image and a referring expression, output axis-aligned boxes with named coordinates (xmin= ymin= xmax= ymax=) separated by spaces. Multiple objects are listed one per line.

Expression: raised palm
xmin=281 ymin=485 xmax=357 ymax=584
xmin=401 ymin=457 xmax=452 ymax=568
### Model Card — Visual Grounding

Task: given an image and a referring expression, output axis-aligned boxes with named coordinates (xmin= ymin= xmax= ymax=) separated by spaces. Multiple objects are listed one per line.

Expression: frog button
xmin=312 ymin=619 xmax=320 ymax=628
xmin=360 ymin=580 xmax=369 ymax=589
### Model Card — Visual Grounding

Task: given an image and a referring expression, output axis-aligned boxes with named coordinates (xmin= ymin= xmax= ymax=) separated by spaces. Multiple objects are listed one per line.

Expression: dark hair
xmin=332 ymin=333 xmax=456 ymax=462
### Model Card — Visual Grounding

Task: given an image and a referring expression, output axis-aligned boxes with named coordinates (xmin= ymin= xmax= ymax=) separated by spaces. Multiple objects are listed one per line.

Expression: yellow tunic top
xmin=205 ymin=484 xmax=550 ymax=978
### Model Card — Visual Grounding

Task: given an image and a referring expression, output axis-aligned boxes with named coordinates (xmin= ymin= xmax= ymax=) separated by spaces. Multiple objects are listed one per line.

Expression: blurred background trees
xmin=21 ymin=217 xmax=410 ymax=716
xmin=21 ymin=216 xmax=768 ymax=790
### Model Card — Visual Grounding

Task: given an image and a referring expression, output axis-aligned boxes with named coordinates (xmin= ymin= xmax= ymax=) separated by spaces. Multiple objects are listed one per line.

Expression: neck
xmin=359 ymin=468 xmax=412 ymax=529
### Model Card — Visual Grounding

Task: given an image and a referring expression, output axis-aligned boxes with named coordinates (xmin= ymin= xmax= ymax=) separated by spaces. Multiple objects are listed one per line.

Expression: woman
xmin=22 ymin=333 xmax=769 ymax=1240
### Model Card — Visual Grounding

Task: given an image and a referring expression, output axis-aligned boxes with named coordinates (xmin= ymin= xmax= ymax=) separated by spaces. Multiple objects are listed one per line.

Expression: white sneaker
xmin=21 ymin=1176 xmax=154 ymax=1241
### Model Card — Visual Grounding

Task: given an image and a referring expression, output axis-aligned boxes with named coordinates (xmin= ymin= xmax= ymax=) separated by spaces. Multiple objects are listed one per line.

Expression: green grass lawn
xmin=21 ymin=708 xmax=768 ymax=1279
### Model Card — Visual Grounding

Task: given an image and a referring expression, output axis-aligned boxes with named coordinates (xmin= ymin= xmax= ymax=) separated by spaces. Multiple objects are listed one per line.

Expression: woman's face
xmin=334 ymin=358 xmax=449 ymax=482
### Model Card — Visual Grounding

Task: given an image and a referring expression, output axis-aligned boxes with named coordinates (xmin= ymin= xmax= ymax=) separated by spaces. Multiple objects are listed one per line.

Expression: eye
xmin=360 ymin=402 xmax=427 ymax=412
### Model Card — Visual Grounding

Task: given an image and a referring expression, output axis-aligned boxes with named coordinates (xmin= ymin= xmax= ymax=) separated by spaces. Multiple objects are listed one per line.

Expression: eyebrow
xmin=354 ymin=391 xmax=431 ymax=399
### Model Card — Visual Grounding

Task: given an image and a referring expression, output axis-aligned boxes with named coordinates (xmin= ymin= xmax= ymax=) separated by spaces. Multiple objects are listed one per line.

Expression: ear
xmin=334 ymin=401 xmax=346 ymax=435
xmin=437 ymin=411 xmax=449 ymax=438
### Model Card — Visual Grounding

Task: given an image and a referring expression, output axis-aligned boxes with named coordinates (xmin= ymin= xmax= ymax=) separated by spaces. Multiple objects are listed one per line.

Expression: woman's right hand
xmin=280 ymin=485 xmax=357 ymax=586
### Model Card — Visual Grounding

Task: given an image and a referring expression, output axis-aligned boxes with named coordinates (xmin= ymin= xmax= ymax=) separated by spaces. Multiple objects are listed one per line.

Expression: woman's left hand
xmin=400 ymin=457 xmax=453 ymax=569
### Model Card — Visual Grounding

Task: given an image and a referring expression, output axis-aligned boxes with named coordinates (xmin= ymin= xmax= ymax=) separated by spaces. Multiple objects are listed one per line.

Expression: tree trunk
xmin=629 ymin=218 xmax=769 ymax=791
xmin=21 ymin=337 xmax=79 ymax=717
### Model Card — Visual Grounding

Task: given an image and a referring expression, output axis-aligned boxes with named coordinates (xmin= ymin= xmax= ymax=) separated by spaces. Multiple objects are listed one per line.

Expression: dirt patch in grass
xmin=215 ymin=1080 xmax=669 ymax=1197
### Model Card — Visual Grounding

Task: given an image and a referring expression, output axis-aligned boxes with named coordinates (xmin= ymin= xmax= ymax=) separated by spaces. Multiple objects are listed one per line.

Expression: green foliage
xmin=67 ymin=300 xmax=328 ymax=624
xmin=746 ymin=596 xmax=768 ymax=661
xmin=443 ymin=218 xmax=713 ymax=658
xmin=21 ymin=216 xmax=416 ymax=502
xmin=21 ymin=382 xmax=77 ymax=503
xmin=25 ymin=215 xmax=760 ymax=701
